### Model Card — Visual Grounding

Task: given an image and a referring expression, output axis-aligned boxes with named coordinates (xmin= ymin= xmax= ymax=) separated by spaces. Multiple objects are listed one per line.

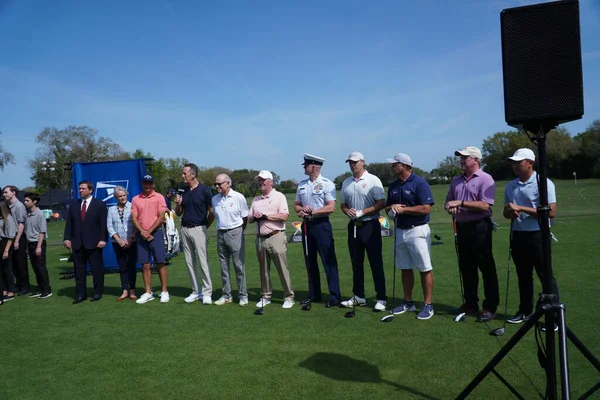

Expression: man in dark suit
xmin=63 ymin=180 xmax=108 ymax=303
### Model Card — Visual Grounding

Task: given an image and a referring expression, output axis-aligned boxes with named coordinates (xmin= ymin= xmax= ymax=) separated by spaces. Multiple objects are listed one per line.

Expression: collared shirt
xmin=212 ymin=189 xmax=249 ymax=230
xmin=181 ymin=184 xmax=213 ymax=228
xmin=250 ymin=188 xmax=288 ymax=235
xmin=446 ymin=169 xmax=495 ymax=222
xmin=341 ymin=170 xmax=385 ymax=221
xmin=295 ymin=174 xmax=336 ymax=210
xmin=386 ymin=173 xmax=434 ymax=226
xmin=0 ymin=214 xmax=17 ymax=239
xmin=131 ymin=191 xmax=167 ymax=231
xmin=25 ymin=208 xmax=47 ymax=242
xmin=505 ymin=171 xmax=556 ymax=232
xmin=107 ymin=202 xmax=135 ymax=242
xmin=80 ymin=197 xmax=91 ymax=212
xmin=9 ymin=200 xmax=26 ymax=224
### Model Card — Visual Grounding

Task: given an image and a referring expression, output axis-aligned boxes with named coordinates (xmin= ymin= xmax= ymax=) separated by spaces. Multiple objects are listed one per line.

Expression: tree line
xmin=1 ymin=120 xmax=598 ymax=195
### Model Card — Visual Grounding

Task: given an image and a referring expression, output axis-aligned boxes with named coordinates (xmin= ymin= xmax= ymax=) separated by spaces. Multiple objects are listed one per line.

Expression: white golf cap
xmin=255 ymin=170 xmax=273 ymax=180
xmin=507 ymin=148 xmax=535 ymax=162
xmin=302 ymin=153 xmax=325 ymax=166
xmin=386 ymin=153 xmax=413 ymax=166
xmin=345 ymin=151 xmax=365 ymax=162
xmin=455 ymin=146 xmax=482 ymax=160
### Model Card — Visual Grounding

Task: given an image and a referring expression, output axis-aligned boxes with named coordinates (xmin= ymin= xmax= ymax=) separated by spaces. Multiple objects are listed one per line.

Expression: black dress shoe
xmin=90 ymin=295 xmax=102 ymax=302
xmin=301 ymin=298 xmax=321 ymax=305
xmin=325 ymin=300 xmax=341 ymax=308
xmin=73 ymin=297 xmax=88 ymax=304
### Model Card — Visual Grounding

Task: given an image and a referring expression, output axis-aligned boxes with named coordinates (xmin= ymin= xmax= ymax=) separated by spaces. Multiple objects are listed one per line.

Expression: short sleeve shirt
xmin=386 ymin=173 xmax=434 ymax=226
xmin=0 ymin=214 xmax=18 ymax=239
xmin=25 ymin=208 xmax=47 ymax=242
xmin=181 ymin=184 xmax=213 ymax=228
xmin=250 ymin=189 xmax=288 ymax=235
xmin=295 ymin=175 xmax=336 ymax=209
xmin=131 ymin=192 xmax=167 ymax=231
xmin=505 ymin=171 xmax=556 ymax=231
xmin=341 ymin=171 xmax=386 ymax=221
xmin=446 ymin=169 xmax=495 ymax=222
xmin=212 ymin=189 xmax=249 ymax=230
xmin=9 ymin=200 xmax=27 ymax=225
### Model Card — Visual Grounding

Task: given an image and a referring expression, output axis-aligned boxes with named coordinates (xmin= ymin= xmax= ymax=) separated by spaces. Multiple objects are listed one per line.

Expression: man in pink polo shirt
xmin=248 ymin=170 xmax=295 ymax=309
xmin=131 ymin=175 xmax=169 ymax=304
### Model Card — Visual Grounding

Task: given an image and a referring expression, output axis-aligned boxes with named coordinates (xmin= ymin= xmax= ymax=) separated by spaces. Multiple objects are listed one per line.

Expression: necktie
xmin=81 ymin=200 xmax=87 ymax=221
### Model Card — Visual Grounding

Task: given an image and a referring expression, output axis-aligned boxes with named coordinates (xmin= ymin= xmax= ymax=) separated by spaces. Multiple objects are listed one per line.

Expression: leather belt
xmin=455 ymin=218 xmax=490 ymax=227
xmin=258 ymin=230 xmax=284 ymax=239
xmin=353 ymin=219 xmax=377 ymax=228
xmin=218 ymin=226 xmax=242 ymax=233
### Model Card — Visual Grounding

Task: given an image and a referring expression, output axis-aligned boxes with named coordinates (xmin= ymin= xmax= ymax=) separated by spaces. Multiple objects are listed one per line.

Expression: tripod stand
xmin=457 ymin=125 xmax=600 ymax=400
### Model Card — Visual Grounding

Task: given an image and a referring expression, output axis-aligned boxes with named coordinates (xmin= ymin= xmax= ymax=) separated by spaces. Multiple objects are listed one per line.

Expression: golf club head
xmin=454 ymin=312 xmax=466 ymax=322
xmin=381 ymin=313 xmax=394 ymax=323
xmin=344 ymin=310 xmax=356 ymax=318
xmin=301 ymin=302 xmax=312 ymax=311
xmin=490 ymin=327 xmax=505 ymax=336
xmin=434 ymin=235 xmax=442 ymax=241
xmin=254 ymin=308 xmax=264 ymax=316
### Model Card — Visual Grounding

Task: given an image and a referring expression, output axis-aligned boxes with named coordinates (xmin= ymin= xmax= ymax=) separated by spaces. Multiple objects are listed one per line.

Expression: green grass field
xmin=1 ymin=179 xmax=599 ymax=399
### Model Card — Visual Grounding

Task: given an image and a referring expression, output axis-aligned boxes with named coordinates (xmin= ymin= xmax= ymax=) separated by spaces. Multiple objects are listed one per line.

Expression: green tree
xmin=430 ymin=156 xmax=460 ymax=181
xmin=29 ymin=126 xmax=126 ymax=190
xmin=573 ymin=119 xmax=600 ymax=178
xmin=277 ymin=179 xmax=298 ymax=193
xmin=333 ymin=172 xmax=352 ymax=189
xmin=546 ymin=127 xmax=579 ymax=179
xmin=481 ymin=130 xmax=532 ymax=180
xmin=365 ymin=162 xmax=395 ymax=186
xmin=0 ymin=131 xmax=16 ymax=171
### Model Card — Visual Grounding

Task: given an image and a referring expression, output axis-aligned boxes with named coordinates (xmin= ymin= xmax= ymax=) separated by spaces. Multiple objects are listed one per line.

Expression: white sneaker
xmin=341 ymin=295 xmax=367 ymax=308
xmin=374 ymin=300 xmax=387 ymax=312
xmin=255 ymin=298 xmax=271 ymax=308
xmin=136 ymin=293 xmax=154 ymax=304
xmin=214 ymin=296 xmax=232 ymax=306
xmin=160 ymin=291 xmax=170 ymax=303
xmin=239 ymin=298 xmax=249 ymax=307
xmin=202 ymin=296 xmax=213 ymax=305
xmin=184 ymin=292 xmax=200 ymax=303
xmin=282 ymin=299 xmax=295 ymax=309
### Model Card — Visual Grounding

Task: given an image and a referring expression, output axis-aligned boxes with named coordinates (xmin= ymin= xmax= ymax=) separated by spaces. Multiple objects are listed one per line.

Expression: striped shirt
xmin=107 ymin=202 xmax=135 ymax=242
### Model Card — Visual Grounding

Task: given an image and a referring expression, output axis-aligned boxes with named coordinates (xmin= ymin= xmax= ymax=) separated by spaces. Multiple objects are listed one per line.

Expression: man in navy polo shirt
xmin=385 ymin=153 xmax=435 ymax=320
xmin=504 ymin=148 xmax=559 ymax=324
xmin=174 ymin=163 xmax=215 ymax=305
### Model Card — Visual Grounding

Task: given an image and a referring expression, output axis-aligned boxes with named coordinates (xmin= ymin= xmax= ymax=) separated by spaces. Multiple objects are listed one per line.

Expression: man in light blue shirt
xmin=504 ymin=148 xmax=559 ymax=324
xmin=294 ymin=154 xmax=341 ymax=308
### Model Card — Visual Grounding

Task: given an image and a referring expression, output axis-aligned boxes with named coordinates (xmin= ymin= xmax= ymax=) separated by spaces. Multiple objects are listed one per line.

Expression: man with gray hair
xmin=175 ymin=163 xmax=215 ymax=304
xmin=212 ymin=174 xmax=249 ymax=306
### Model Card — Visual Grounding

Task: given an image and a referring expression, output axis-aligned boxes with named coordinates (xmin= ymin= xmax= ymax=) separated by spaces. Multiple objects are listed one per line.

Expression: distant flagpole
xmin=573 ymin=171 xmax=577 ymax=186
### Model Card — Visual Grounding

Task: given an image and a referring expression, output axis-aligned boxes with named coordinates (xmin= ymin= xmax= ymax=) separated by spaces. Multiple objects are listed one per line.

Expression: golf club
xmin=301 ymin=219 xmax=312 ymax=311
xmin=344 ymin=223 xmax=358 ymax=319
xmin=490 ymin=220 xmax=514 ymax=336
xmin=254 ymin=219 xmax=265 ymax=316
xmin=453 ymin=219 xmax=466 ymax=323
xmin=381 ymin=227 xmax=397 ymax=323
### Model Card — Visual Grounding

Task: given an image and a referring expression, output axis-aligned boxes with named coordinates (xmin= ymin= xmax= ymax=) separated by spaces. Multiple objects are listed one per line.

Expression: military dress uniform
xmin=295 ymin=154 xmax=341 ymax=305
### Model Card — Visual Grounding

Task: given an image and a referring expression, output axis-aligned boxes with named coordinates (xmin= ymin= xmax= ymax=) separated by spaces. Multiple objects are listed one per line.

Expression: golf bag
xmin=163 ymin=210 xmax=181 ymax=260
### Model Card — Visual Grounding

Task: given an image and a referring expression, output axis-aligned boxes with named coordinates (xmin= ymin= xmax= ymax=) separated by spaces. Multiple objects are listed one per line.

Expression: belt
xmin=304 ymin=216 xmax=329 ymax=223
xmin=397 ymin=222 xmax=427 ymax=230
xmin=218 ymin=226 xmax=242 ymax=233
xmin=353 ymin=219 xmax=378 ymax=228
xmin=455 ymin=218 xmax=490 ymax=227
xmin=258 ymin=230 xmax=284 ymax=239
xmin=182 ymin=224 xmax=206 ymax=229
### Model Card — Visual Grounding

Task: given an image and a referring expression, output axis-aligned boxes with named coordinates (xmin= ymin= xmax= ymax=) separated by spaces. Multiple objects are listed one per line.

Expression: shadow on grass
xmin=299 ymin=352 xmax=442 ymax=400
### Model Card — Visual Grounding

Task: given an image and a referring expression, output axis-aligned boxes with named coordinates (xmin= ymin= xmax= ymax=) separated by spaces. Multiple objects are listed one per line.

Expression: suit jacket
xmin=64 ymin=197 xmax=108 ymax=250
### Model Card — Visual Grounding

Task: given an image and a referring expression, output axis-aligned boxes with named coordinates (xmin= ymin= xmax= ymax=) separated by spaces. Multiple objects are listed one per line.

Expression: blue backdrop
xmin=71 ymin=159 xmax=147 ymax=269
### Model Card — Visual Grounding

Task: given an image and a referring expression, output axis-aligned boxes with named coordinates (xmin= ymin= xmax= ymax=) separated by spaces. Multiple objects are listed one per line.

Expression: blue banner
xmin=71 ymin=159 xmax=147 ymax=269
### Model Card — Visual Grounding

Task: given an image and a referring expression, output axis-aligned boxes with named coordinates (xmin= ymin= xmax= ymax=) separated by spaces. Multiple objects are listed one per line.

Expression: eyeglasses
xmin=214 ymin=182 xmax=227 ymax=187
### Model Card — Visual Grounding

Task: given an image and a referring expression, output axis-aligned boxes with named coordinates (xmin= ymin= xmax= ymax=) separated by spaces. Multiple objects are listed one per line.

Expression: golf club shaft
xmin=453 ymin=218 xmax=465 ymax=302
xmin=501 ymin=220 xmax=514 ymax=324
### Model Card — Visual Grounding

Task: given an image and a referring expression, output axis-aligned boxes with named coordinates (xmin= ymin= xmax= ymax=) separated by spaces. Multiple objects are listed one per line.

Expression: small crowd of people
xmin=0 ymin=146 xmax=559 ymax=324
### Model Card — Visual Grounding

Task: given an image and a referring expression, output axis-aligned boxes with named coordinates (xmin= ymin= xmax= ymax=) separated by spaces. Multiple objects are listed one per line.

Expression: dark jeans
xmin=112 ymin=242 xmax=137 ymax=291
xmin=27 ymin=241 xmax=51 ymax=294
xmin=511 ymin=230 xmax=559 ymax=315
xmin=456 ymin=218 xmax=499 ymax=313
xmin=347 ymin=219 xmax=386 ymax=301
xmin=12 ymin=234 xmax=29 ymax=292
xmin=301 ymin=218 xmax=340 ymax=301
xmin=0 ymin=238 xmax=15 ymax=294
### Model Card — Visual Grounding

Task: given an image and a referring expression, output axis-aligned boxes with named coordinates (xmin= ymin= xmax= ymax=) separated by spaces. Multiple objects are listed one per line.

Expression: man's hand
xmin=175 ymin=194 xmax=183 ymax=205
xmin=13 ymin=241 xmax=19 ymax=250
xmin=391 ymin=204 xmax=405 ymax=214
xmin=346 ymin=208 xmax=357 ymax=219
xmin=504 ymin=203 xmax=521 ymax=219
xmin=97 ymin=241 xmax=106 ymax=249
xmin=64 ymin=240 xmax=71 ymax=250
xmin=36 ymin=247 xmax=42 ymax=256
xmin=445 ymin=200 xmax=462 ymax=215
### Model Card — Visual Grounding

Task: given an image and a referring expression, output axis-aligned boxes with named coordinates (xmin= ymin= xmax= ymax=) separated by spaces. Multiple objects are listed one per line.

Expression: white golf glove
xmin=355 ymin=209 xmax=364 ymax=219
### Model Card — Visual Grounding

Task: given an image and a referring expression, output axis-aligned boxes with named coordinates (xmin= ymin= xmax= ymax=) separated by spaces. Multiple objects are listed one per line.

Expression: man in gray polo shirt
xmin=211 ymin=174 xmax=249 ymax=306
xmin=23 ymin=193 xmax=51 ymax=298
xmin=3 ymin=185 xmax=30 ymax=295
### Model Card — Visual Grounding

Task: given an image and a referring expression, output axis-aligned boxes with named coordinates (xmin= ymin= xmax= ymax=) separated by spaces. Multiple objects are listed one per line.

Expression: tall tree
xmin=430 ymin=156 xmax=460 ymax=181
xmin=29 ymin=126 xmax=126 ymax=190
xmin=0 ymin=131 xmax=15 ymax=171
xmin=546 ymin=127 xmax=579 ymax=179
xmin=481 ymin=130 xmax=532 ymax=180
xmin=573 ymin=119 xmax=600 ymax=178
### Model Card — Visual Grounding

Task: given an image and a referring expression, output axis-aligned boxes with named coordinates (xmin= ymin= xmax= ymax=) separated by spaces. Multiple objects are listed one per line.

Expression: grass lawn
xmin=1 ymin=179 xmax=598 ymax=399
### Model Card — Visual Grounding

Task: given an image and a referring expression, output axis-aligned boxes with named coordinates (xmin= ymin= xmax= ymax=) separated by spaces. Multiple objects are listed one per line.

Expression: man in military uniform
xmin=294 ymin=154 xmax=341 ymax=308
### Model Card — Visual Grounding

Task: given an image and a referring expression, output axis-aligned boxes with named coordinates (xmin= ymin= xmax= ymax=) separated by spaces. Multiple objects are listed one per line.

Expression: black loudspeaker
xmin=501 ymin=0 xmax=584 ymax=129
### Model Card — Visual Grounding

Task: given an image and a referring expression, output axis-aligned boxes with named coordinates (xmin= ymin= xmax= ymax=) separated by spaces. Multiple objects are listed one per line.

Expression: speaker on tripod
xmin=458 ymin=1 xmax=600 ymax=399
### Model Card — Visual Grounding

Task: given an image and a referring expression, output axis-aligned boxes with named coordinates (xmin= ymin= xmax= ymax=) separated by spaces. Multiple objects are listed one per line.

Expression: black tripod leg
xmin=565 ymin=326 xmax=600 ymax=400
xmin=490 ymin=369 xmax=526 ymax=400
xmin=579 ymin=381 xmax=600 ymax=400
xmin=556 ymin=305 xmax=571 ymax=400
xmin=456 ymin=306 xmax=544 ymax=399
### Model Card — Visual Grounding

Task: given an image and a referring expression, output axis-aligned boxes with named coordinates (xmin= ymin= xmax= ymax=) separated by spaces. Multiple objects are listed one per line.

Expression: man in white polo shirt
xmin=212 ymin=174 xmax=249 ymax=306
xmin=340 ymin=151 xmax=387 ymax=312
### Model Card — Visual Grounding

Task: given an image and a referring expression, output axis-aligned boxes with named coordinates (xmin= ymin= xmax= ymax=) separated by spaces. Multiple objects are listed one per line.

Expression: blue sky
xmin=1 ymin=0 xmax=599 ymax=189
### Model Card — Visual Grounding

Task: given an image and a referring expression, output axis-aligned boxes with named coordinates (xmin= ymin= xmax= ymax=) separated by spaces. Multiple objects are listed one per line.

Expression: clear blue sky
xmin=1 ymin=0 xmax=599 ymax=189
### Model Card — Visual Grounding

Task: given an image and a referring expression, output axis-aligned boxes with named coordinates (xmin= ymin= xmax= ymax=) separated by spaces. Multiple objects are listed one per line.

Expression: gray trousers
xmin=217 ymin=226 xmax=247 ymax=300
xmin=181 ymin=225 xmax=212 ymax=297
